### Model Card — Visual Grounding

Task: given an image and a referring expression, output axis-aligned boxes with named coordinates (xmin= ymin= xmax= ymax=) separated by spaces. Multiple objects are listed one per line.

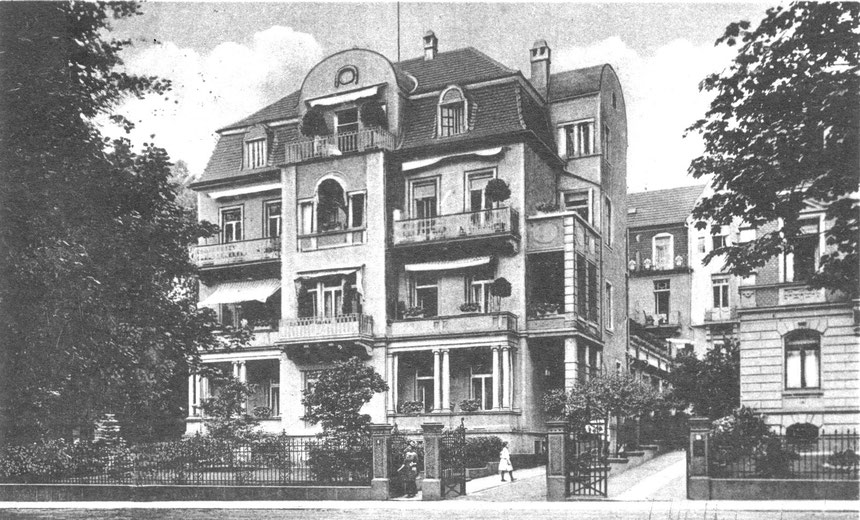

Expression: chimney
xmin=530 ymin=39 xmax=551 ymax=99
xmin=423 ymin=30 xmax=438 ymax=61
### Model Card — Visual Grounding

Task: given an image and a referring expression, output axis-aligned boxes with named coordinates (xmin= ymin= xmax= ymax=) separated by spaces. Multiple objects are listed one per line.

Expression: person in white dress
xmin=499 ymin=442 xmax=515 ymax=482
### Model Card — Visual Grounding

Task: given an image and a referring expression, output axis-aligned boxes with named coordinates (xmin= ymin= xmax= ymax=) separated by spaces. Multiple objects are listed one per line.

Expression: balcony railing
xmin=389 ymin=312 xmax=518 ymax=337
xmin=704 ymin=307 xmax=738 ymax=322
xmin=298 ymin=228 xmax=365 ymax=252
xmin=635 ymin=310 xmax=682 ymax=328
xmin=284 ymin=129 xmax=395 ymax=164
xmin=192 ymin=237 xmax=280 ymax=268
xmin=392 ymin=207 xmax=519 ymax=247
xmin=279 ymin=313 xmax=374 ymax=342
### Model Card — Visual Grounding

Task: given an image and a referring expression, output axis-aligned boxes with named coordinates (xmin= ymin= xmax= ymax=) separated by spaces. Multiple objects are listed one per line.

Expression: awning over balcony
xmin=295 ymin=266 xmax=364 ymax=295
xmin=198 ymin=279 xmax=281 ymax=308
xmin=208 ymin=182 xmax=282 ymax=200
xmin=307 ymin=85 xmax=380 ymax=107
xmin=404 ymin=256 xmax=492 ymax=272
xmin=401 ymin=147 xmax=505 ymax=172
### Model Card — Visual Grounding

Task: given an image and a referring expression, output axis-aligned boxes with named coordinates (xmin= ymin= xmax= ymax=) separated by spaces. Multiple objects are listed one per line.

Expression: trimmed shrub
xmin=463 ymin=436 xmax=504 ymax=468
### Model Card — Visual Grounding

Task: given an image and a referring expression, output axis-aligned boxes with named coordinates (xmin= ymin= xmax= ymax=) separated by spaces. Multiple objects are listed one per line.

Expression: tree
xmin=687 ymin=2 xmax=859 ymax=295
xmin=669 ymin=340 xmax=740 ymax=420
xmin=0 ymin=2 xmax=222 ymax=443
xmin=200 ymin=375 xmax=260 ymax=442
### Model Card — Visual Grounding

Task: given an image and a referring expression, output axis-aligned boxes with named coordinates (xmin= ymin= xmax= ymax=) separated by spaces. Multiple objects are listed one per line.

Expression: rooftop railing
xmin=284 ymin=129 xmax=395 ymax=164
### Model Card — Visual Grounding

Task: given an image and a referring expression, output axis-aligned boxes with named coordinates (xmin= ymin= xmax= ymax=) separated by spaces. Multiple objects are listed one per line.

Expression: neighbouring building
xmin=736 ymin=201 xmax=859 ymax=431
xmin=185 ymin=33 xmax=629 ymax=454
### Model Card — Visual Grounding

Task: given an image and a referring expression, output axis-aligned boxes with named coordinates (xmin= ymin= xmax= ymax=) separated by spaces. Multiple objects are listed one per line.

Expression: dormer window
xmin=244 ymin=138 xmax=267 ymax=169
xmin=438 ymin=86 xmax=467 ymax=137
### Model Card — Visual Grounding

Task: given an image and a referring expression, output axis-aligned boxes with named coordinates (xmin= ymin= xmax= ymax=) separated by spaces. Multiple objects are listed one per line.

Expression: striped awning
xmin=404 ymin=256 xmax=492 ymax=272
xmin=198 ymin=279 xmax=281 ymax=308
xmin=308 ymin=86 xmax=380 ymax=107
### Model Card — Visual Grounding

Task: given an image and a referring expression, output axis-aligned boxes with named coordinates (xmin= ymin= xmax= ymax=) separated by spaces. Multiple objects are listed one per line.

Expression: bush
xmin=459 ymin=398 xmax=481 ymax=412
xmin=400 ymin=401 xmax=424 ymax=414
xmin=360 ymin=101 xmax=388 ymax=129
xmin=463 ymin=436 xmax=504 ymax=468
xmin=0 ymin=438 xmax=126 ymax=483
xmin=301 ymin=107 xmax=330 ymax=137
xmin=307 ymin=437 xmax=371 ymax=483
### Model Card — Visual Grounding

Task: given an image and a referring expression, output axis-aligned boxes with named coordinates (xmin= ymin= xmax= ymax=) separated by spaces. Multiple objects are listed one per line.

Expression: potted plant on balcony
xmin=490 ymin=277 xmax=512 ymax=312
xmin=535 ymin=201 xmax=560 ymax=214
xmin=400 ymin=401 xmax=425 ymax=415
xmin=460 ymin=302 xmax=481 ymax=313
xmin=301 ymin=107 xmax=331 ymax=156
xmin=360 ymin=101 xmax=388 ymax=130
xmin=529 ymin=301 xmax=560 ymax=318
xmin=484 ymin=178 xmax=511 ymax=232
xmin=403 ymin=306 xmax=425 ymax=319
xmin=459 ymin=398 xmax=481 ymax=412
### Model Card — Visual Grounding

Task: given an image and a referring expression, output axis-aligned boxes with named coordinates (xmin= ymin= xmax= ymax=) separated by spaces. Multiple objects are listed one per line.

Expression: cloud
xmin=113 ymin=26 xmax=323 ymax=177
xmin=554 ymin=37 xmax=734 ymax=192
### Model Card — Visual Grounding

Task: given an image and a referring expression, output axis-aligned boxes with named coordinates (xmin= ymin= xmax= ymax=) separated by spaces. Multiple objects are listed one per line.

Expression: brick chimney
xmin=423 ymin=30 xmax=438 ymax=61
xmin=530 ymin=39 xmax=551 ymax=99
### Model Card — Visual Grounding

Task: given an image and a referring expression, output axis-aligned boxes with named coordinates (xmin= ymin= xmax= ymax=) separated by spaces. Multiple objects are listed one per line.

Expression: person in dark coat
xmin=398 ymin=441 xmax=419 ymax=497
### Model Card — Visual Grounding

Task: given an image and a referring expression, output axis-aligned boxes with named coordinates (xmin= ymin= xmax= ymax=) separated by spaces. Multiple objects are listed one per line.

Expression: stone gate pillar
xmin=687 ymin=416 xmax=711 ymax=500
xmin=421 ymin=422 xmax=444 ymax=500
xmin=369 ymin=423 xmax=393 ymax=500
xmin=546 ymin=420 xmax=568 ymax=501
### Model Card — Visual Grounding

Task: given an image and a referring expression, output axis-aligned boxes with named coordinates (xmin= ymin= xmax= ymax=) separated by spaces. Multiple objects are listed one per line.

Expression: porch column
xmin=564 ymin=337 xmax=578 ymax=391
xmin=441 ymin=349 xmax=450 ymax=412
xmin=491 ymin=346 xmax=501 ymax=410
xmin=583 ymin=343 xmax=591 ymax=382
xmin=279 ymin=351 xmax=289 ymax=421
xmin=433 ymin=349 xmax=441 ymax=412
xmin=387 ymin=353 xmax=396 ymax=414
xmin=188 ymin=374 xmax=195 ymax=416
xmin=501 ymin=346 xmax=512 ymax=409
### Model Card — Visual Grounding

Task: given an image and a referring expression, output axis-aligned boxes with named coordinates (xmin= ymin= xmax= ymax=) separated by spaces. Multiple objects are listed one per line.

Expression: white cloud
xmin=113 ymin=26 xmax=323 ymax=177
xmin=554 ymin=37 xmax=734 ymax=192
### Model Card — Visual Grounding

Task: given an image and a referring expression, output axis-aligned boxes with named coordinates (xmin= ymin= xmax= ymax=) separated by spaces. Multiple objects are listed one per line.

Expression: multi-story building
xmin=626 ymin=185 xmax=705 ymax=352
xmin=736 ymin=203 xmax=859 ymax=431
xmin=186 ymin=33 xmax=628 ymax=453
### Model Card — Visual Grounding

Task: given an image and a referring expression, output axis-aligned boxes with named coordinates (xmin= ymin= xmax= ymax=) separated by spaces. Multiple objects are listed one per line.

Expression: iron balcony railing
xmin=392 ymin=207 xmax=519 ymax=246
xmin=191 ymin=237 xmax=280 ymax=268
xmin=279 ymin=313 xmax=374 ymax=342
xmin=389 ymin=312 xmax=518 ymax=337
xmin=636 ymin=310 xmax=682 ymax=327
xmin=284 ymin=129 xmax=395 ymax=164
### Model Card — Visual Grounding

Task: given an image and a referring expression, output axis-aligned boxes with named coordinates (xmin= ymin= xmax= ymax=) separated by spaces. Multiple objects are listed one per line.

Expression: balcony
xmin=391 ymin=207 xmax=520 ymax=249
xmin=628 ymin=257 xmax=691 ymax=277
xmin=284 ymin=129 xmax=395 ymax=165
xmin=279 ymin=313 xmax=374 ymax=343
xmin=704 ymin=307 xmax=738 ymax=322
xmin=298 ymin=228 xmax=365 ymax=252
xmin=389 ymin=312 xmax=518 ymax=339
xmin=192 ymin=237 xmax=280 ymax=269
xmin=633 ymin=310 xmax=682 ymax=329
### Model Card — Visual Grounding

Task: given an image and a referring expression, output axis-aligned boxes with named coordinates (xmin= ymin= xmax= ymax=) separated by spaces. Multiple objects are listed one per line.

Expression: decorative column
xmin=687 ymin=417 xmax=712 ymax=500
xmin=421 ymin=423 xmax=445 ymax=500
xmin=441 ymin=349 xmax=450 ymax=412
xmin=387 ymin=353 xmax=397 ymax=414
xmin=188 ymin=374 xmax=196 ymax=417
xmin=432 ymin=349 xmax=441 ymax=412
xmin=491 ymin=346 xmax=501 ymax=410
xmin=546 ymin=420 xmax=568 ymax=501
xmin=369 ymin=423 xmax=394 ymax=500
xmin=583 ymin=343 xmax=591 ymax=382
xmin=279 ymin=351 xmax=289 ymax=423
xmin=501 ymin=346 xmax=512 ymax=409
xmin=564 ymin=337 xmax=578 ymax=391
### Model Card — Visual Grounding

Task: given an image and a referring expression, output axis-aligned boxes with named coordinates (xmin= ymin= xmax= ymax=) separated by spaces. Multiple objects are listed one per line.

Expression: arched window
xmin=438 ymin=86 xmax=467 ymax=137
xmin=317 ymin=179 xmax=347 ymax=232
xmin=785 ymin=330 xmax=820 ymax=390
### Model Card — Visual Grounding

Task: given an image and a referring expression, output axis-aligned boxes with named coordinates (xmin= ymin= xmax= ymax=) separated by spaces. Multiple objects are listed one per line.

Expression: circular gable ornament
xmin=335 ymin=65 xmax=358 ymax=87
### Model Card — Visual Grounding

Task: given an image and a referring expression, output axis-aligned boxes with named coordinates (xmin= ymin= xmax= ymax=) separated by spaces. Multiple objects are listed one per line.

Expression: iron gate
xmin=565 ymin=419 xmax=610 ymax=497
xmin=440 ymin=418 xmax=467 ymax=498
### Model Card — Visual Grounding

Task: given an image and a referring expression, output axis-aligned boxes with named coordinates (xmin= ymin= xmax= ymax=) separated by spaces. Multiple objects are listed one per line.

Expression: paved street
xmin=3 ymin=452 xmax=858 ymax=519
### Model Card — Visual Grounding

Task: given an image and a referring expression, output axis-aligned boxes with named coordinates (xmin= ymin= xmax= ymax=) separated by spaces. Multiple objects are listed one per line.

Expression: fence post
xmin=369 ymin=423 xmax=394 ymax=500
xmin=421 ymin=422 xmax=444 ymax=500
xmin=687 ymin=416 xmax=711 ymax=500
xmin=546 ymin=420 xmax=567 ymax=501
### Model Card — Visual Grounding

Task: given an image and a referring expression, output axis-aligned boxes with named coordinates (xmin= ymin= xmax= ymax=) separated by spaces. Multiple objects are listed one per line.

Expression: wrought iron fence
xmin=0 ymin=435 xmax=373 ymax=486
xmin=709 ymin=429 xmax=859 ymax=480
xmin=440 ymin=419 xmax=467 ymax=498
xmin=565 ymin=421 xmax=610 ymax=497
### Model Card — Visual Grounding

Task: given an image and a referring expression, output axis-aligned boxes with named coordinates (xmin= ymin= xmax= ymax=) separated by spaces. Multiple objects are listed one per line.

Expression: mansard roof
xmin=548 ymin=64 xmax=606 ymax=101
xmin=627 ymin=185 xmax=707 ymax=229
xmin=396 ymin=47 xmax=517 ymax=94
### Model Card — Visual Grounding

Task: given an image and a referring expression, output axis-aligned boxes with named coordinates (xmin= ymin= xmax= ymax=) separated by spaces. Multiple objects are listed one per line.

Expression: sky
xmin=110 ymin=2 xmax=772 ymax=192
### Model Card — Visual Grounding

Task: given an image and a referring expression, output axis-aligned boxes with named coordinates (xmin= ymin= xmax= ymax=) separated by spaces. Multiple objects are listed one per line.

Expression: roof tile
xmin=627 ymin=185 xmax=706 ymax=228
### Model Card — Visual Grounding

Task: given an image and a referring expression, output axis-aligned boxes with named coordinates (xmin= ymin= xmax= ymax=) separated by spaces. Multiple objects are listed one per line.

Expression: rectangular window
xmin=785 ymin=334 xmax=820 ymax=389
xmin=244 ymin=138 xmax=267 ymax=169
xmin=561 ymin=120 xmax=594 ymax=158
xmin=712 ymin=226 xmax=728 ymax=250
xmin=602 ymin=124 xmax=611 ymax=163
xmin=413 ymin=273 xmax=438 ymax=317
xmin=467 ymin=171 xmax=494 ymax=212
xmin=268 ymin=381 xmax=280 ymax=416
xmin=299 ymin=201 xmax=314 ymax=235
xmin=653 ymin=235 xmax=673 ymax=270
xmin=697 ymin=236 xmax=706 ymax=254
xmin=471 ymin=365 xmax=493 ymax=410
xmin=563 ymin=189 xmax=592 ymax=223
xmin=412 ymin=180 xmax=438 ymax=219
xmin=348 ymin=192 xmax=365 ymax=228
xmin=336 ymin=108 xmax=359 ymax=152
xmin=587 ymin=262 xmax=598 ymax=323
xmin=576 ymin=253 xmax=587 ymax=318
xmin=712 ymin=276 xmax=730 ymax=309
xmin=605 ymin=281 xmax=614 ymax=330
xmin=220 ymin=207 xmax=243 ymax=243
xmin=604 ymin=197 xmax=613 ymax=245
xmin=467 ymin=269 xmax=494 ymax=313
xmin=784 ymin=218 xmax=820 ymax=282
xmin=439 ymin=103 xmax=465 ymax=137
xmin=298 ymin=279 xmax=346 ymax=319
xmin=416 ymin=376 xmax=435 ymax=412
xmin=739 ymin=227 xmax=756 ymax=243
xmin=265 ymin=200 xmax=281 ymax=238
xmin=654 ymin=279 xmax=670 ymax=317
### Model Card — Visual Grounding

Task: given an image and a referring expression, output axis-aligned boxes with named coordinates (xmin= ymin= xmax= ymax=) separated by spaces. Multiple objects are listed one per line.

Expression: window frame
xmin=347 ymin=190 xmax=366 ymax=229
xmin=466 ymin=268 xmax=495 ymax=314
xmin=562 ymin=188 xmax=593 ymax=224
xmin=243 ymin=137 xmax=268 ymax=170
xmin=220 ymin=205 xmax=243 ymax=243
xmin=437 ymin=86 xmax=467 ymax=138
xmin=298 ymin=199 xmax=315 ymax=236
xmin=557 ymin=119 xmax=595 ymax=158
xmin=464 ymin=169 xmax=496 ymax=212
xmin=605 ymin=280 xmax=614 ymax=331
xmin=604 ymin=195 xmax=613 ymax=246
xmin=712 ymin=276 xmax=730 ymax=309
xmin=652 ymin=233 xmax=674 ymax=270
xmin=654 ymin=279 xmax=671 ymax=317
xmin=781 ymin=215 xmax=824 ymax=283
xmin=264 ymin=199 xmax=282 ymax=238
xmin=411 ymin=273 xmax=439 ymax=317
xmin=409 ymin=177 xmax=441 ymax=219
xmin=470 ymin=368 xmax=493 ymax=410
xmin=784 ymin=331 xmax=821 ymax=390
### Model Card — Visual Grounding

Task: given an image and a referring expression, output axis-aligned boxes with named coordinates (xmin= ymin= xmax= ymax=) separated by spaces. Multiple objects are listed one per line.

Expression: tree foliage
xmin=200 ymin=375 xmax=260 ymax=442
xmin=0 ymin=2 xmax=222 ymax=443
xmin=669 ymin=340 xmax=740 ymax=420
xmin=687 ymin=2 xmax=859 ymax=295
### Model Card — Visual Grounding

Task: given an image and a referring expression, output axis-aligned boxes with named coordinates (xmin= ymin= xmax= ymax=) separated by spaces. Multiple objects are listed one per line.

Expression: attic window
xmin=244 ymin=138 xmax=267 ymax=169
xmin=438 ymin=86 xmax=467 ymax=137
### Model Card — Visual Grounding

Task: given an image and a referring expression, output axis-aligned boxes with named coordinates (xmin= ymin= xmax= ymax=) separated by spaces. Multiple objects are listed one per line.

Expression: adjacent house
xmin=185 ymin=33 xmax=629 ymax=453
